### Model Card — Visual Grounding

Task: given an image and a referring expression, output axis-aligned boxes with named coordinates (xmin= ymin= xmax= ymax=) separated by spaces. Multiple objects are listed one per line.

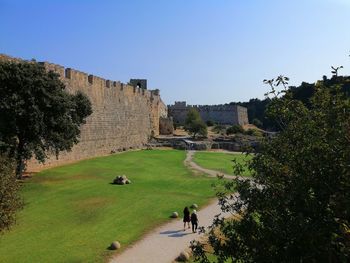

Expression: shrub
xmin=252 ymin=118 xmax=263 ymax=128
xmin=0 ymin=155 xmax=22 ymax=233
xmin=226 ymin=125 xmax=244 ymax=135
xmin=206 ymin=120 xmax=215 ymax=127
xmin=244 ymin=128 xmax=262 ymax=137
xmin=212 ymin=124 xmax=225 ymax=133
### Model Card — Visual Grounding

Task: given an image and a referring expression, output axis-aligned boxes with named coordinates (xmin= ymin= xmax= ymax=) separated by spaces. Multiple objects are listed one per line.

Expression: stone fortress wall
xmin=0 ymin=54 xmax=168 ymax=171
xmin=168 ymin=101 xmax=249 ymax=126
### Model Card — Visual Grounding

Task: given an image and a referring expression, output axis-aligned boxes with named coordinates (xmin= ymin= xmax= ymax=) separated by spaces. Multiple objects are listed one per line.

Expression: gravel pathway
xmin=109 ymin=150 xmax=241 ymax=263
xmin=109 ymin=199 xmax=225 ymax=263
xmin=184 ymin=150 xmax=241 ymax=179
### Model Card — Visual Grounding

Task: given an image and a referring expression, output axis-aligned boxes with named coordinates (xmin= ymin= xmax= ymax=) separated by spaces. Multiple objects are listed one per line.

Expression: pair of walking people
xmin=183 ymin=207 xmax=198 ymax=233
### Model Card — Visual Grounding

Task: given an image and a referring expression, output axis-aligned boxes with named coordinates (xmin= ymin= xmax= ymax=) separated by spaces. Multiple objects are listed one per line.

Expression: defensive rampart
xmin=0 ymin=54 xmax=168 ymax=171
xmin=168 ymin=101 xmax=249 ymax=126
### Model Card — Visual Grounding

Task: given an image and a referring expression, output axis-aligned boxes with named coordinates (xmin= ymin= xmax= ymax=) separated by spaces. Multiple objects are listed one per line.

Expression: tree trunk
xmin=16 ymin=157 xmax=24 ymax=179
xmin=15 ymin=140 xmax=25 ymax=179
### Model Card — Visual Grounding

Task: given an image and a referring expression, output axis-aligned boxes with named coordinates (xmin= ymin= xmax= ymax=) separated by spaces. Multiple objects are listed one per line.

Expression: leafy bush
xmin=244 ymin=128 xmax=262 ymax=136
xmin=206 ymin=120 xmax=215 ymax=127
xmin=0 ymin=155 xmax=22 ymax=233
xmin=226 ymin=125 xmax=244 ymax=135
xmin=212 ymin=124 xmax=225 ymax=133
xmin=252 ymin=118 xmax=263 ymax=128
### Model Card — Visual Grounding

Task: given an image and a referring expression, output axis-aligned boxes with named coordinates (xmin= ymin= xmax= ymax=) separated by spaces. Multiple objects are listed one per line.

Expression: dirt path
xmin=184 ymin=150 xmax=248 ymax=180
xmin=108 ymin=199 xmax=226 ymax=263
xmin=109 ymin=150 xmax=241 ymax=263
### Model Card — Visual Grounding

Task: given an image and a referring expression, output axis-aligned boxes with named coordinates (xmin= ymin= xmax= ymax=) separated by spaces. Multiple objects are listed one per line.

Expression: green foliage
xmin=251 ymin=118 xmax=263 ymax=128
xmin=0 ymin=61 xmax=92 ymax=178
xmin=0 ymin=155 xmax=22 ymax=233
xmin=0 ymin=150 xmax=216 ymax=263
xmin=184 ymin=108 xmax=207 ymax=138
xmin=206 ymin=120 xmax=215 ymax=127
xmin=235 ymin=75 xmax=350 ymax=131
xmin=236 ymin=99 xmax=273 ymax=129
xmin=212 ymin=124 xmax=225 ymax=134
xmin=244 ymin=128 xmax=263 ymax=137
xmin=192 ymin=77 xmax=350 ymax=262
xmin=226 ymin=125 xmax=244 ymax=135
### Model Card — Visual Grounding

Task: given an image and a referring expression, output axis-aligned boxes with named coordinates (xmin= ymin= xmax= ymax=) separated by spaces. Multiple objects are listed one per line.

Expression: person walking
xmin=191 ymin=210 xmax=199 ymax=233
xmin=183 ymin=207 xmax=191 ymax=231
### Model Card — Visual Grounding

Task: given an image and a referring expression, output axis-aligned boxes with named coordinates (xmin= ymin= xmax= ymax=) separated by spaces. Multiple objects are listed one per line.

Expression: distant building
xmin=168 ymin=101 xmax=249 ymax=126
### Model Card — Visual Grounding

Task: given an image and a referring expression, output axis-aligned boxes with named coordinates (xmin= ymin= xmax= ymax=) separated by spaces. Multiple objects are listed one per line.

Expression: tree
xmin=191 ymin=76 xmax=350 ymax=262
xmin=251 ymin=118 xmax=263 ymax=128
xmin=235 ymin=75 xmax=350 ymax=131
xmin=331 ymin=65 xmax=343 ymax=77
xmin=0 ymin=61 xmax=92 ymax=178
xmin=0 ymin=155 xmax=22 ymax=233
xmin=184 ymin=108 xmax=207 ymax=138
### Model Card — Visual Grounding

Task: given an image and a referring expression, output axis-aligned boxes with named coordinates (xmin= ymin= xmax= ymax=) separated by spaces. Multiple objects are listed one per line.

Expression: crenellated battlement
xmin=168 ymin=101 xmax=249 ymax=126
xmin=0 ymin=54 xmax=160 ymax=100
xmin=42 ymin=61 xmax=160 ymax=99
xmin=193 ymin=104 xmax=238 ymax=111
xmin=170 ymin=101 xmax=239 ymax=111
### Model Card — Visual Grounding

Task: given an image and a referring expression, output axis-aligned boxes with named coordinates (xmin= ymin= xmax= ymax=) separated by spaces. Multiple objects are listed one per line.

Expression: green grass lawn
xmin=0 ymin=150 xmax=217 ymax=263
xmin=193 ymin=151 xmax=252 ymax=176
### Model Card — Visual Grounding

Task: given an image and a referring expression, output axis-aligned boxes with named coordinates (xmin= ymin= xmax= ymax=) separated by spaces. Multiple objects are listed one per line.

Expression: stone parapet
xmin=168 ymin=102 xmax=249 ymax=126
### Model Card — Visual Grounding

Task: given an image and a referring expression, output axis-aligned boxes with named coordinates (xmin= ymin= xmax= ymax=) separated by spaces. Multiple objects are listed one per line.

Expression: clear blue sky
xmin=0 ymin=0 xmax=349 ymax=105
